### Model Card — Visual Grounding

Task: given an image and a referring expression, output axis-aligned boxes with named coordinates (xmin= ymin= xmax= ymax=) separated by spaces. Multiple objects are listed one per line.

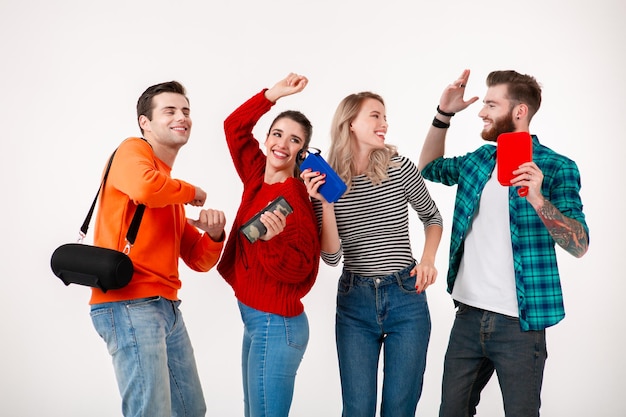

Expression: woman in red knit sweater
xmin=217 ymin=73 xmax=320 ymax=417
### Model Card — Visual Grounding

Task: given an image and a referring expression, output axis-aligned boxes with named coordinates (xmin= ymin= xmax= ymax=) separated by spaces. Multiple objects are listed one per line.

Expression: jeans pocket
xmin=126 ymin=295 xmax=161 ymax=309
xmin=456 ymin=303 xmax=471 ymax=316
xmin=398 ymin=274 xmax=418 ymax=294
xmin=90 ymin=307 xmax=118 ymax=355
xmin=284 ymin=315 xmax=309 ymax=351
xmin=337 ymin=274 xmax=352 ymax=295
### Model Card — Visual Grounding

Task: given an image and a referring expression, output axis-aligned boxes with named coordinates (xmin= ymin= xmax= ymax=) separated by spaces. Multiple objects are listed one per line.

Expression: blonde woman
xmin=302 ymin=92 xmax=443 ymax=416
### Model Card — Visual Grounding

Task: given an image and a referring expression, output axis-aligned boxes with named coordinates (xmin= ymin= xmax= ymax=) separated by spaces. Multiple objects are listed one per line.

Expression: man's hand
xmin=188 ymin=209 xmax=226 ymax=241
xmin=438 ymin=69 xmax=480 ymax=115
xmin=187 ymin=186 xmax=207 ymax=207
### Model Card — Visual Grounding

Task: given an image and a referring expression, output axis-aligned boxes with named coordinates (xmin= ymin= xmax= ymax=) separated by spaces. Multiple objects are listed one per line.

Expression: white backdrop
xmin=1 ymin=1 xmax=623 ymax=416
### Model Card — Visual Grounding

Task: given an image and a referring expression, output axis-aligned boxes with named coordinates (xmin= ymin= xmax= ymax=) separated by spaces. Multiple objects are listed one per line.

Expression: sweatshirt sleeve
xmin=224 ymin=90 xmax=274 ymax=182
xmin=108 ymin=138 xmax=196 ymax=207
xmin=180 ymin=221 xmax=225 ymax=272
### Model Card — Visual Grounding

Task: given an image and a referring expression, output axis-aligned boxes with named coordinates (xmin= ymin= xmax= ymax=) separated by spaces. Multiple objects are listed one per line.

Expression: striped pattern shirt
xmin=315 ymin=155 xmax=443 ymax=277
xmin=421 ymin=136 xmax=589 ymax=331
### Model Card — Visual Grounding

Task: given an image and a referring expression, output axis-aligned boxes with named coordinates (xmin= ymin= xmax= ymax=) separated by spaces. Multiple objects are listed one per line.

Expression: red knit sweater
xmin=217 ymin=90 xmax=320 ymax=317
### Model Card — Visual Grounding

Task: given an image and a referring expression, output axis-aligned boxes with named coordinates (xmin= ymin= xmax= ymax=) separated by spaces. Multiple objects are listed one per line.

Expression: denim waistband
xmin=341 ymin=262 xmax=416 ymax=286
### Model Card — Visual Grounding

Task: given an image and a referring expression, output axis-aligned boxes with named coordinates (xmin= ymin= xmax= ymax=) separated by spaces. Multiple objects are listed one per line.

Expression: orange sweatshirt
xmin=90 ymin=137 xmax=224 ymax=304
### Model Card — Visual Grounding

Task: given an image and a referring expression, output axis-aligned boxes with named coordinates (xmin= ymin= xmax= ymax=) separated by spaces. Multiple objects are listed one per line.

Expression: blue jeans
xmin=335 ymin=263 xmax=431 ymax=417
xmin=439 ymin=303 xmax=547 ymax=417
xmin=90 ymin=297 xmax=206 ymax=417
xmin=238 ymin=301 xmax=309 ymax=417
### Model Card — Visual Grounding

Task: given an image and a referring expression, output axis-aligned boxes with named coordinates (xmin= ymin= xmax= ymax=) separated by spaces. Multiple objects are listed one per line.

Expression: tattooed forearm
xmin=536 ymin=199 xmax=588 ymax=258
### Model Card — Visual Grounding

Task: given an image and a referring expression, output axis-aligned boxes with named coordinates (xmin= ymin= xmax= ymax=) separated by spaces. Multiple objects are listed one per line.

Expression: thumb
xmin=466 ymin=96 xmax=480 ymax=106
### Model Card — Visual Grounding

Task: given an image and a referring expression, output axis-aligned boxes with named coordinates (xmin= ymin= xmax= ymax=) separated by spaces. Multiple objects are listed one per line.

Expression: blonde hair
xmin=327 ymin=92 xmax=398 ymax=191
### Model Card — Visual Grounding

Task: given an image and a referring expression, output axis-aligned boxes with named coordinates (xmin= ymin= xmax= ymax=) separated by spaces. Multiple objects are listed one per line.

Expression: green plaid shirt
xmin=422 ymin=136 xmax=588 ymax=331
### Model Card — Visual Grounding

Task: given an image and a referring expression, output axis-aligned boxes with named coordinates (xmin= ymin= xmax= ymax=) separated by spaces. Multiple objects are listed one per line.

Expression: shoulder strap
xmin=79 ymin=148 xmax=145 ymax=250
xmin=80 ymin=150 xmax=116 ymax=237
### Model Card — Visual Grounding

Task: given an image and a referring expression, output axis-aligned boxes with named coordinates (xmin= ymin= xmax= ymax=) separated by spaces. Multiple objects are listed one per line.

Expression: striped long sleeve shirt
xmin=315 ymin=155 xmax=443 ymax=277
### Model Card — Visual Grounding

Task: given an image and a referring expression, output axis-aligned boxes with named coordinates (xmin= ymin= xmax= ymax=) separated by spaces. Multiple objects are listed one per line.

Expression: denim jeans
xmin=90 ymin=297 xmax=206 ymax=417
xmin=439 ymin=303 xmax=547 ymax=417
xmin=238 ymin=301 xmax=309 ymax=417
xmin=335 ymin=263 xmax=431 ymax=417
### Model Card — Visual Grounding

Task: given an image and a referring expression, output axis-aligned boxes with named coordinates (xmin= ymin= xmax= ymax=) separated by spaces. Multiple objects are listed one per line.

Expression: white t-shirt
xmin=452 ymin=168 xmax=519 ymax=317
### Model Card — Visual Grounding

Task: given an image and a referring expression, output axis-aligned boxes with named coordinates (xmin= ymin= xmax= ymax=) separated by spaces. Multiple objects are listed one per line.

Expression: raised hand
xmin=438 ymin=69 xmax=480 ymax=115
xmin=264 ymin=73 xmax=309 ymax=103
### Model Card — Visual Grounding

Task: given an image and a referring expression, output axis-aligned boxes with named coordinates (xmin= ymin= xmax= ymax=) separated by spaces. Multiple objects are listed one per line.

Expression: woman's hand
xmin=258 ymin=209 xmax=287 ymax=241
xmin=264 ymin=73 xmax=308 ymax=103
xmin=412 ymin=261 xmax=438 ymax=294
xmin=300 ymin=168 xmax=329 ymax=203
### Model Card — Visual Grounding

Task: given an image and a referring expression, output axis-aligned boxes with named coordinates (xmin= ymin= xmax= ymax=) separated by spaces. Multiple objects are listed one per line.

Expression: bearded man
xmin=418 ymin=69 xmax=589 ymax=417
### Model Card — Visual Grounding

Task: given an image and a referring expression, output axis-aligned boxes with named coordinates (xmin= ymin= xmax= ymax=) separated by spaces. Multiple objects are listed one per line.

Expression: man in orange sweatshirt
xmin=89 ymin=81 xmax=226 ymax=417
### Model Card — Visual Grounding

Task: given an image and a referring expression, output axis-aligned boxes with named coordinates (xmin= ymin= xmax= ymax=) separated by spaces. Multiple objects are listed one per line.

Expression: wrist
xmin=264 ymin=88 xmax=278 ymax=103
xmin=208 ymin=230 xmax=225 ymax=242
xmin=432 ymin=116 xmax=450 ymax=129
xmin=437 ymin=105 xmax=455 ymax=117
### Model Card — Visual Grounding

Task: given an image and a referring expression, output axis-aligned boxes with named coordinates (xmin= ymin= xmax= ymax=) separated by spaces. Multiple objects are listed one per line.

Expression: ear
xmin=139 ymin=115 xmax=151 ymax=132
xmin=514 ymin=103 xmax=529 ymax=120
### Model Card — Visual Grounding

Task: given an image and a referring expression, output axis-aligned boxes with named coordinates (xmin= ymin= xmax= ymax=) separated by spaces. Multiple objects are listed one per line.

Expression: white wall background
xmin=1 ymin=0 xmax=623 ymax=416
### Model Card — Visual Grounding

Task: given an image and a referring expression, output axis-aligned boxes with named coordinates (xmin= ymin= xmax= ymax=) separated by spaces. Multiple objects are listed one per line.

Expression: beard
xmin=481 ymin=111 xmax=516 ymax=142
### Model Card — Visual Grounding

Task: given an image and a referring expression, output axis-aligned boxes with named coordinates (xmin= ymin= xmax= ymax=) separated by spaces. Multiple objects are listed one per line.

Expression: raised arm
xmin=418 ymin=69 xmax=479 ymax=170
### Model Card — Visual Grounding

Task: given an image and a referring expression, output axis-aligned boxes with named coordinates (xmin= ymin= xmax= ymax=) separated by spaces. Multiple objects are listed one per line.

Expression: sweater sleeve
xmin=251 ymin=184 xmax=320 ymax=284
xmin=224 ymin=90 xmax=274 ymax=182
xmin=400 ymin=156 xmax=443 ymax=229
xmin=108 ymin=138 xmax=196 ymax=207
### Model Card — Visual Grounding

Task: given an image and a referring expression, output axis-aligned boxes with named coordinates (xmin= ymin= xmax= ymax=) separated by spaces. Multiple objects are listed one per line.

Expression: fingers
xmin=266 ymin=72 xmax=308 ymax=102
xmin=285 ymin=72 xmax=308 ymax=90
xmin=189 ymin=186 xmax=207 ymax=206
xmin=259 ymin=210 xmax=287 ymax=241
xmin=440 ymin=69 xmax=480 ymax=113
xmin=457 ymin=68 xmax=471 ymax=86
xmin=200 ymin=208 xmax=226 ymax=228
xmin=189 ymin=209 xmax=227 ymax=241
xmin=413 ymin=264 xmax=438 ymax=293
xmin=300 ymin=168 xmax=327 ymax=201
xmin=512 ymin=163 xmax=543 ymax=186
xmin=510 ymin=163 xmax=543 ymax=201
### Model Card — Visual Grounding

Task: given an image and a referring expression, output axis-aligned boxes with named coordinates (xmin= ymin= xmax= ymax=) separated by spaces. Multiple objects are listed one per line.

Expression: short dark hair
xmin=136 ymin=81 xmax=188 ymax=134
xmin=486 ymin=70 xmax=542 ymax=120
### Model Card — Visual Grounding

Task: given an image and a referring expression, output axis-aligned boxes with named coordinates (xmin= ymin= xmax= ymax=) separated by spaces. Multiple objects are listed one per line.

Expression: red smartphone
xmin=497 ymin=132 xmax=532 ymax=197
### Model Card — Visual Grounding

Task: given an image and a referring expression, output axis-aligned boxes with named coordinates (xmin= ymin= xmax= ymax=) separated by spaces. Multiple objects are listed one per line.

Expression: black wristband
xmin=437 ymin=105 xmax=455 ymax=117
xmin=432 ymin=117 xmax=450 ymax=129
